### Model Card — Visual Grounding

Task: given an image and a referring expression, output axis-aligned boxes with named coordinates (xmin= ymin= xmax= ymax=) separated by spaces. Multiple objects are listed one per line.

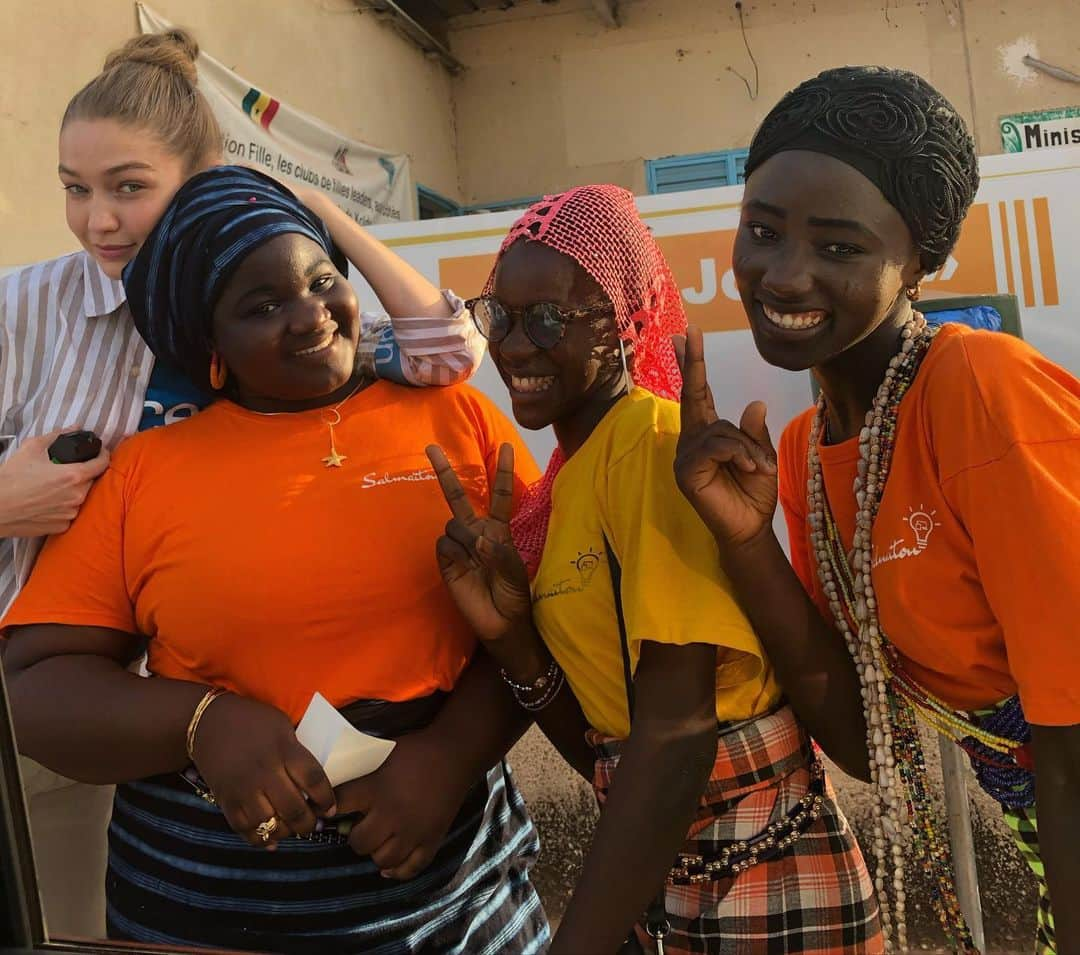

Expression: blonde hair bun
xmin=102 ymin=29 xmax=200 ymax=87
xmin=63 ymin=27 xmax=221 ymax=172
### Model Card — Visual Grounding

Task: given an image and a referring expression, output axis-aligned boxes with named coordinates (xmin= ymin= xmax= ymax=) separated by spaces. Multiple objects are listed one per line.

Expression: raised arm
xmin=426 ymin=443 xmax=595 ymax=779
xmin=673 ymin=326 xmax=870 ymax=780
xmin=302 ymin=190 xmax=484 ymax=385
xmin=302 ymin=190 xmax=450 ymax=319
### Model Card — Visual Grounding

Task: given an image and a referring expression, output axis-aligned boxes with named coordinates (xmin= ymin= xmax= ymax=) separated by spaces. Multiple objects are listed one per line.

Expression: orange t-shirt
xmin=778 ymin=324 xmax=1080 ymax=725
xmin=1 ymin=382 xmax=538 ymax=723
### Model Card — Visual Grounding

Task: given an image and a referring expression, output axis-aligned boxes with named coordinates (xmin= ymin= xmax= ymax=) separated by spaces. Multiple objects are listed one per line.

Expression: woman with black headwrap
xmin=0 ymin=166 xmax=548 ymax=953
xmin=675 ymin=66 xmax=1080 ymax=954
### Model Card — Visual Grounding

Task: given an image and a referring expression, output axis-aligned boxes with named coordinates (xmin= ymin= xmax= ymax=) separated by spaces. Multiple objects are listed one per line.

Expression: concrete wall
xmin=961 ymin=0 xmax=1080 ymax=147
xmin=448 ymin=0 xmax=1080 ymax=206
xmin=0 ymin=0 xmax=460 ymax=266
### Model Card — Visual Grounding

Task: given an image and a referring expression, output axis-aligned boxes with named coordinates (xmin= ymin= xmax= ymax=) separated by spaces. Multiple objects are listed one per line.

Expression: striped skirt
xmin=105 ymin=696 xmax=549 ymax=954
xmin=967 ymin=698 xmax=1054 ymax=954
xmin=1003 ymin=805 xmax=1055 ymax=955
xmin=590 ymin=705 xmax=883 ymax=954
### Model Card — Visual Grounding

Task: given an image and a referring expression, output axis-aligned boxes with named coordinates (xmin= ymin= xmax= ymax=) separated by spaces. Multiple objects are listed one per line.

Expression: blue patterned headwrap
xmin=123 ymin=165 xmax=348 ymax=390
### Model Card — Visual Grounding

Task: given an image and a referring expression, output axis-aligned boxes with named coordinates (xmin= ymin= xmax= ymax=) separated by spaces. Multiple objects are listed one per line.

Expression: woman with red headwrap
xmin=427 ymin=185 xmax=881 ymax=954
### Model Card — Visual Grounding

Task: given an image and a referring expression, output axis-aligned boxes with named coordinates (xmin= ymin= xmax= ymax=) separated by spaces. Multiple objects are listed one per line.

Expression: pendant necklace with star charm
xmin=318 ymin=376 xmax=371 ymax=468
xmin=238 ymin=374 xmax=370 ymax=468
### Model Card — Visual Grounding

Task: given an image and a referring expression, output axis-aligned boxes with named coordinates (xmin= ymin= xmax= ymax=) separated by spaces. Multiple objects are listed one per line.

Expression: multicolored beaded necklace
xmin=808 ymin=312 xmax=992 ymax=954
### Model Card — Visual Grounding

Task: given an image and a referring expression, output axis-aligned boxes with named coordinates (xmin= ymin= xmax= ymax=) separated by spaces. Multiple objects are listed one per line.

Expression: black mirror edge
xmin=0 ymin=658 xmax=45 ymax=949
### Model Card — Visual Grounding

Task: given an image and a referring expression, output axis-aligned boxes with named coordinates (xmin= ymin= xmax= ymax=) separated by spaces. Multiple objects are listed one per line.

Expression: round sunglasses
xmin=466 ymin=296 xmax=612 ymax=350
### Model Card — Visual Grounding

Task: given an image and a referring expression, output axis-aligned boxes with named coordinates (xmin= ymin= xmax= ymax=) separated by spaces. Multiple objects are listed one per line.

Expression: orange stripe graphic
xmin=999 ymin=202 xmax=1015 ymax=296
xmin=1033 ymin=197 xmax=1059 ymax=307
xmin=1013 ymin=199 xmax=1035 ymax=307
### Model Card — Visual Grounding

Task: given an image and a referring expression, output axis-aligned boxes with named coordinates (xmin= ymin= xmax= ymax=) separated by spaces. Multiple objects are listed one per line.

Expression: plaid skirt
xmin=589 ymin=705 xmax=883 ymax=954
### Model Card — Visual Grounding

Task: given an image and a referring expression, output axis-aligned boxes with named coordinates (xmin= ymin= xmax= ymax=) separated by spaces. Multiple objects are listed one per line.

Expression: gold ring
xmin=255 ymin=817 xmax=279 ymax=843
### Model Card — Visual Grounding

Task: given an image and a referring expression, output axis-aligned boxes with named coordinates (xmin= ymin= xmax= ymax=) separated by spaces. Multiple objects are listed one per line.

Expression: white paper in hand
xmin=294 ymin=692 xmax=396 ymax=787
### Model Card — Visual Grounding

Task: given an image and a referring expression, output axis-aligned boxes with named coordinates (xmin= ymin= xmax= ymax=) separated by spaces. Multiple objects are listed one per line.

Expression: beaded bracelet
xmin=519 ymin=666 xmax=565 ymax=711
xmin=501 ymin=659 xmax=565 ymax=712
xmin=185 ymin=687 xmax=229 ymax=764
xmin=500 ymin=658 xmax=559 ymax=695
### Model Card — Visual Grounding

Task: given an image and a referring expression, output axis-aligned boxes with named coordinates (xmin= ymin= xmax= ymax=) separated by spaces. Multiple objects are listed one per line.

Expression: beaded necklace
xmin=807 ymin=313 xmax=979 ymax=954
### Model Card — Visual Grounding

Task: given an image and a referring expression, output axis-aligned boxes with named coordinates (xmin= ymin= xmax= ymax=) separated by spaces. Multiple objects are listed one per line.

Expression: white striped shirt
xmin=0 ymin=250 xmax=484 ymax=616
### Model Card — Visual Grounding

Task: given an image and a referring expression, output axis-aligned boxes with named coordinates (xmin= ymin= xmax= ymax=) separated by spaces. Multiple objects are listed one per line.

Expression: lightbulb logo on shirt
xmin=573 ymin=547 xmax=602 ymax=587
xmin=873 ymin=506 xmax=942 ymax=567
xmin=534 ymin=546 xmax=604 ymax=603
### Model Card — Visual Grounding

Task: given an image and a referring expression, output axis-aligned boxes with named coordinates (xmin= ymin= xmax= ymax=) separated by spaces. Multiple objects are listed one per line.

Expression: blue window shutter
xmin=645 ymin=149 xmax=750 ymax=195
xmin=417 ymin=185 xmax=461 ymax=220
xmin=733 ymin=149 xmax=749 ymax=183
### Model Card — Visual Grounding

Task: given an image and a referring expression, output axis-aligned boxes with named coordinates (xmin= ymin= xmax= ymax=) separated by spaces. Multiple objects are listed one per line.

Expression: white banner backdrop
xmin=138 ymin=3 xmax=414 ymax=225
xmin=363 ymin=146 xmax=1080 ymax=547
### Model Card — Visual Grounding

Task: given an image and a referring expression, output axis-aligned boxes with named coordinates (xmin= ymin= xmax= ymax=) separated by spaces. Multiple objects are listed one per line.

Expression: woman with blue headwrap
xmin=1 ymin=166 xmax=549 ymax=953
xmin=3 ymin=29 xmax=485 ymax=941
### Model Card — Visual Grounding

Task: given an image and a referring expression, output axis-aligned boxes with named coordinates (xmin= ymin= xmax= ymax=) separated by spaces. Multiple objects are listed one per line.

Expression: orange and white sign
xmin=430 ymin=187 xmax=1062 ymax=332
xmin=365 ymin=147 xmax=1080 ymax=540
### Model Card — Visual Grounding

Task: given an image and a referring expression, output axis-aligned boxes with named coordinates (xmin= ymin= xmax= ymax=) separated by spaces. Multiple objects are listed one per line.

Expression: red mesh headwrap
xmin=484 ymin=184 xmax=686 ymax=577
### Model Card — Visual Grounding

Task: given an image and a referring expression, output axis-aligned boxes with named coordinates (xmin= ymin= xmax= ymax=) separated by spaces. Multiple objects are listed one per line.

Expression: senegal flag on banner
xmin=137 ymin=3 xmax=414 ymax=224
xmin=242 ymin=88 xmax=280 ymax=130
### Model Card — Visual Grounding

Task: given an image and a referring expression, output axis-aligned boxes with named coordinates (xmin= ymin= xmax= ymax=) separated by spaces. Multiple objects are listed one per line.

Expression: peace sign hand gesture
xmin=426 ymin=443 xmax=533 ymax=644
xmin=673 ymin=326 xmax=779 ymax=550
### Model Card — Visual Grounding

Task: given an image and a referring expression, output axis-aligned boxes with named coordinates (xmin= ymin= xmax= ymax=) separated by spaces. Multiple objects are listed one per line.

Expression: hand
xmin=334 ymin=733 xmax=470 ymax=879
xmin=0 ymin=430 xmax=110 ymax=537
xmin=426 ymin=443 xmax=532 ymax=643
xmin=671 ymin=332 xmax=687 ymax=370
xmin=673 ymin=326 xmax=778 ymax=549
xmin=192 ymin=693 xmax=336 ymax=849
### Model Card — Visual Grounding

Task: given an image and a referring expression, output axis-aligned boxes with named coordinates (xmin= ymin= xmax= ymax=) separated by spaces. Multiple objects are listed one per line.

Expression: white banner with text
xmin=138 ymin=3 xmax=414 ymax=225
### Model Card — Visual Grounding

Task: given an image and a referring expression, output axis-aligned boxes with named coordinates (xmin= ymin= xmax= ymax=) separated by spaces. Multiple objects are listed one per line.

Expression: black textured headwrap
xmin=123 ymin=165 xmax=348 ymax=390
xmin=745 ymin=66 xmax=979 ymax=272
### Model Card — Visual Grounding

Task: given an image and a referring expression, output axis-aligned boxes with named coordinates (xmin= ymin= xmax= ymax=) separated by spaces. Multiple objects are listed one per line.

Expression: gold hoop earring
xmin=209 ymin=352 xmax=228 ymax=390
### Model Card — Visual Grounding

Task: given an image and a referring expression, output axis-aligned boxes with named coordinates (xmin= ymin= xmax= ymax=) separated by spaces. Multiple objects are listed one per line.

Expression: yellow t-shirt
xmin=532 ymin=388 xmax=781 ymax=738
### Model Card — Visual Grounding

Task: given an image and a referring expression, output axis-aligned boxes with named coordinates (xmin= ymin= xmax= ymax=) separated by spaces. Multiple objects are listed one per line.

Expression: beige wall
xmin=961 ymin=0 xmax=1080 ymax=146
xmin=5 ymin=0 xmax=1076 ymax=263
xmin=0 ymin=0 xmax=460 ymax=266
xmin=448 ymin=0 xmax=1080 ymax=206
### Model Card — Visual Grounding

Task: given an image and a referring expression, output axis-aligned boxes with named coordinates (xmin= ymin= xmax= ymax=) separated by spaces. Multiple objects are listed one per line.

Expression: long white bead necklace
xmin=807 ymin=313 xmax=977 ymax=954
